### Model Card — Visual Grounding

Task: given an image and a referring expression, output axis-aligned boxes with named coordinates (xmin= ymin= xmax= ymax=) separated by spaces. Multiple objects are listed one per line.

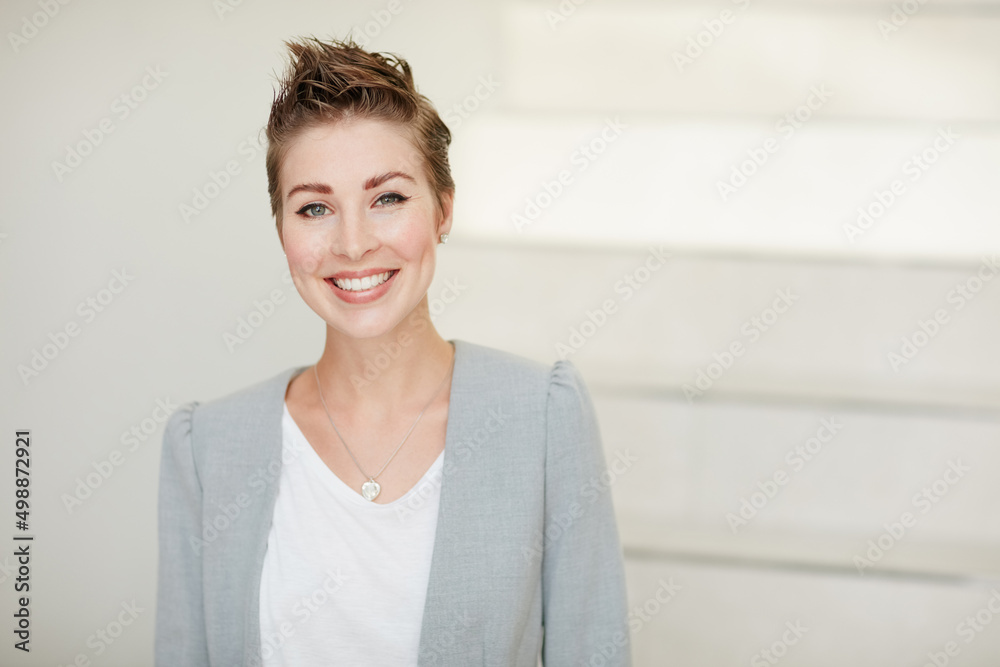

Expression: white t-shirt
xmin=259 ymin=402 xmax=445 ymax=667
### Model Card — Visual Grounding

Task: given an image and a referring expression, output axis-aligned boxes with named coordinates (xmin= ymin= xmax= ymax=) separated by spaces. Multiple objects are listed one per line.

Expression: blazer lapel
xmin=237 ymin=363 xmax=308 ymax=667
xmin=416 ymin=339 xmax=496 ymax=663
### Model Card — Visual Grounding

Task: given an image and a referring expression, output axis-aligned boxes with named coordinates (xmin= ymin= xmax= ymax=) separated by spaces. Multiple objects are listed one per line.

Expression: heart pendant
xmin=361 ymin=479 xmax=381 ymax=502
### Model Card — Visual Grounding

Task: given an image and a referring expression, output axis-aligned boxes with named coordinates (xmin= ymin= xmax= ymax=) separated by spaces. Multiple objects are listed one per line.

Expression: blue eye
xmin=296 ymin=203 xmax=330 ymax=217
xmin=375 ymin=192 xmax=409 ymax=207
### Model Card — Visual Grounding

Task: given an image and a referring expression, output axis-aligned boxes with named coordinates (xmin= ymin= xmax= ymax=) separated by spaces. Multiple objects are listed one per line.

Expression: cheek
xmin=283 ymin=229 xmax=324 ymax=275
xmin=391 ymin=215 xmax=437 ymax=262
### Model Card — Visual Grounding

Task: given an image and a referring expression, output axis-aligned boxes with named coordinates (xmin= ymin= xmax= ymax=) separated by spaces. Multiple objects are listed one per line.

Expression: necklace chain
xmin=313 ymin=342 xmax=455 ymax=499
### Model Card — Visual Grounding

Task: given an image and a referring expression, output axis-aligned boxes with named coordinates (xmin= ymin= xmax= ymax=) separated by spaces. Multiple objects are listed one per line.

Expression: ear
xmin=436 ymin=189 xmax=454 ymax=238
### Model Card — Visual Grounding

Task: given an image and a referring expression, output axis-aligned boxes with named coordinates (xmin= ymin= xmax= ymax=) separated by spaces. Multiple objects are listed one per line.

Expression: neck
xmin=312 ymin=303 xmax=454 ymax=417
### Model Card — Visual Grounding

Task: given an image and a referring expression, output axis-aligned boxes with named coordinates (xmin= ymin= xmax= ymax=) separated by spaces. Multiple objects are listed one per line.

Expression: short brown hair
xmin=265 ymin=35 xmax=454 ymax=230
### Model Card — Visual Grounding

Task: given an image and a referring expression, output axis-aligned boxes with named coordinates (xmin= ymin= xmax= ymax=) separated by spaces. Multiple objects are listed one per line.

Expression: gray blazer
xmin=155 ymin=339 xmax=631 ymax=666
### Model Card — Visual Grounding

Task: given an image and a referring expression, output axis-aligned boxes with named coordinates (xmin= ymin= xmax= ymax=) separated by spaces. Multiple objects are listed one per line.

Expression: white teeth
xmin=333 ymin=271 xmax=393 ymax=292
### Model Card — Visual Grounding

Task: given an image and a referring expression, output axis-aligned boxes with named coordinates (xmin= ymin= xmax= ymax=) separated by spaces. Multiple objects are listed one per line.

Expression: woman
xmin=155 ymin=36 xmax=631 ymax=666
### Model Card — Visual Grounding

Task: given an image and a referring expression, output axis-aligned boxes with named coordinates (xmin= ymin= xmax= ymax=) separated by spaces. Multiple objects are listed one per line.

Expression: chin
xmin=321 ymin=305 xmax=412 ymax=341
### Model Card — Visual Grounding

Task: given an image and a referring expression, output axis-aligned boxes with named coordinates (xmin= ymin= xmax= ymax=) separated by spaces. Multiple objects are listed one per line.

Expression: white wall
xmin=1 ymin=0 xmax=998 ymax=664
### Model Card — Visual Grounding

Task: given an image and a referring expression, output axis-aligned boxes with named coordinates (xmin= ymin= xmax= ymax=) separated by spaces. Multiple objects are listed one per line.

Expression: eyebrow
xmin=285 ymin=182 xmax=331 ymax=200
xmin=365 ymin=171 xmax=415 ymax=190
xmin=285 ymin=171 xmax=416 ymax=201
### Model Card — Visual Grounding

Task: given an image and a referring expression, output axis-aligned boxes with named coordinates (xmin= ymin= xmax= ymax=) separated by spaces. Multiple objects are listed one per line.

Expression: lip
xmin=325 ymin=269 xmax=398 ymax=304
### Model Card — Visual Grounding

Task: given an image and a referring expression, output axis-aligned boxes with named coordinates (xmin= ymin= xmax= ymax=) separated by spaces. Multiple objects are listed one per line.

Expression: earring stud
xmin=439 ymin=233 xmax=449 ymax=244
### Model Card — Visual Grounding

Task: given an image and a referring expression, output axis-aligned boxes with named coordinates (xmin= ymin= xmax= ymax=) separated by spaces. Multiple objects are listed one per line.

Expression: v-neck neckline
xmin=281 ymin=401 xmax=446 ymax=509
xmin=280 ymin=339 xmax=461 ymax=507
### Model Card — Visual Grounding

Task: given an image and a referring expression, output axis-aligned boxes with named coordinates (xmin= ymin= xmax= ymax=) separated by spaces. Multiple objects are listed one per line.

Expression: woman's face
xmin=279 ymin=117 xmax=452 ymax=339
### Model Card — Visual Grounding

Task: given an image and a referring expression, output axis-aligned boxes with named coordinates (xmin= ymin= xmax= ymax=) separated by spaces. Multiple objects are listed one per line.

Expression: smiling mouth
xmin=327 ymin=270 xmax=398 ymax=292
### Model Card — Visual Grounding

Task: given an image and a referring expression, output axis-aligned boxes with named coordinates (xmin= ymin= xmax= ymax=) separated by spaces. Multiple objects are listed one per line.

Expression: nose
xmin=330 ymin=204 xmax=377 ymax=261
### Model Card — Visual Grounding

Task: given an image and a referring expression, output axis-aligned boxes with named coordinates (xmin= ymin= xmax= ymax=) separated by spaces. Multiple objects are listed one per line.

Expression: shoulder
xmin=190 ymin=365 xmax=303 ymax=416
xmin=456 ymin=339 xmax=548 ymax=385
xmin=193 ymin=365 xmax=304 ymax=424
xmin=454 ymin=339 xmax=594 ymax=413
xmin=162 ymin=365 xmax=306 ymax=458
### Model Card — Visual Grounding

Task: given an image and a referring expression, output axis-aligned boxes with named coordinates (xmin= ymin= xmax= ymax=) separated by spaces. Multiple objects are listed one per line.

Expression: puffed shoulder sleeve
xmin=542 ymin=360 xmax=632 ymax=666
xmin=155 ymin=401 xmax=210 ymax=667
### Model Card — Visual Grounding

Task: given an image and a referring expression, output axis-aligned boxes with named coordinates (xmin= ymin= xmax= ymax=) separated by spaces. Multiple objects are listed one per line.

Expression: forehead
xmin=281 ymin=117 xmax=426 ymax=189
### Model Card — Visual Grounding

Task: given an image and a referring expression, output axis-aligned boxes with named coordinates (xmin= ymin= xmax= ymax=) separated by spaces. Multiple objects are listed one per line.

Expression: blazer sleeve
xmin=155 ymin=401 xmax=211 ymax=667
xmin=541 ymin=360 xmax=632 ymax=666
